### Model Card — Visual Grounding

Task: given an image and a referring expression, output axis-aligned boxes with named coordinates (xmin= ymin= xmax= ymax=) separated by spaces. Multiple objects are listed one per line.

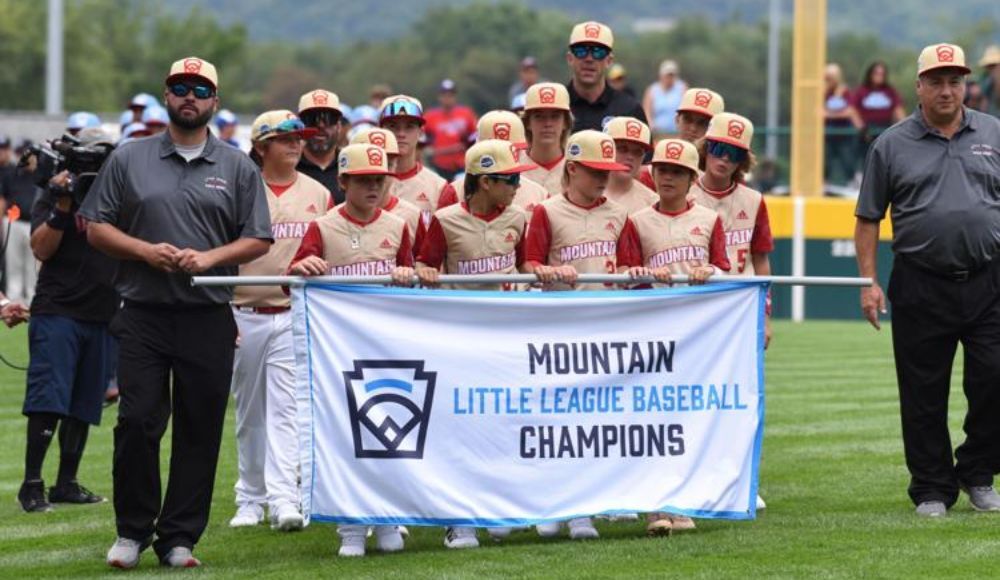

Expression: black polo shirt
xmin=567 ymin=81 xmax=647 ymax=133
xmin=297 ymin=155 xmax=344 ymax=205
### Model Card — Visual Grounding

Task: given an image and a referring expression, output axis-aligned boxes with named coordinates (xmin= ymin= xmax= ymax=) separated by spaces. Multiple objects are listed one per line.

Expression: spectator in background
xmin=369 ymin=84 xmax=392 ymax=109
xmin=423 ymin=79 xmax=478 ymax=181
xmin=141 ymin=106 xmax=169 ymax=136
xmin=643 ymin=60 xmax=687 ymax=138
xmin=1 ymin=140 xmax=41 ymax=303
xmin=852 ymin=61 xmax=906 ymax=160
xmin=607 ymin=64 xmax=636 ymax=98
xmin=965 ymin=79 xmax=988 ymax=112
xmin=124 ymin=93 xmax=157 ymax=126
xmin=509 ymin=57 xmax=544 ymax=103
xmin=977 ymin=45 xmax=1000 ymax=117
xmin=823 ymin=63 xmax=864 ymax=186
xmin=215 ymin=109 xmax=240 ymax=148
xmin=66 ymin=112 xmax=102 ymax=136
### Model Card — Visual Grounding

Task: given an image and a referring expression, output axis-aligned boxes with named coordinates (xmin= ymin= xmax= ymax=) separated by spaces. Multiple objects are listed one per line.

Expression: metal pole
xmin=791 ymin=196 xmax=806 ymax=321
xmin=192 ymin=274 xmax=873 ymax=288
xmin=765 ymin=0 xmax=781 ymax=159
xmin=45 ymin=0 xmax=64 ymax=116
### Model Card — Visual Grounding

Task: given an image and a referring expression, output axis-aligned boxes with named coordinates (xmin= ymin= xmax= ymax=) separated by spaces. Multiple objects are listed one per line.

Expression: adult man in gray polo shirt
xmin=855 ymin=43 xmax=1000 ymax=518
xmin=80 ymin=57 xmax=272 ymax=568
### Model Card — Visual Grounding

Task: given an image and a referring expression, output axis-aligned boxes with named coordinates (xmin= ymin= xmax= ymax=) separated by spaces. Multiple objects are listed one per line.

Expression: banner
xmin=292 ymin=282 xmax=767 ymax=527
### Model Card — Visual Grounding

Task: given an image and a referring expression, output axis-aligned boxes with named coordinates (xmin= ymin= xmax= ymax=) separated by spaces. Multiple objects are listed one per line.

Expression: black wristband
xmin=46 ymin=208 xmax=74 ymax=231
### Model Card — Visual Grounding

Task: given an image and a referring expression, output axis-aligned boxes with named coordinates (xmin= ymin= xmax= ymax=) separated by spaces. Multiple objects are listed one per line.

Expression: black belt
xmin=898 ymin=255 xmax=992 ymax=283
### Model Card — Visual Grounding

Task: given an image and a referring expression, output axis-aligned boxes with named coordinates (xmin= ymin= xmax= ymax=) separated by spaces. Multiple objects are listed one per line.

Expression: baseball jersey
xmin=524 ymin=194 xmax=630 ymax=291
xmin=290 ymin=207 xmax=414 ymax=275
xmin=689 ymin=178 xmax=774 ymax=275
xmin=418 ymin=202 xmax=527 ymax=291
xmin=437 ymin=175 xmax=550 ymax=213
xmin=604 ymin=179 xmax=659 ymax=215
xmin=334 ymin=194 xmax=426 ymax=252
xmin=617 ymin=201 xmax=731 ymax=277
xmin=522 ymin=154 xmax=566 ymax=198
xmin=389 ymin=162 xmax=447 ymax=224
xmin=235 ymin=174 xmax=331 ymax=307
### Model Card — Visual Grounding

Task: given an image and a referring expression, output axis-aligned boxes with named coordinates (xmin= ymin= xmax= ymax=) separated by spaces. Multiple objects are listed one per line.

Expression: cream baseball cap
xmin=350 ymin=127 xmax=399 ymax=155
xmin=338 ymin=143 xmax=391 ymax=176
xmin=917 ymin=43 xmax=971 ymax=76
xmin=565 ymin=130 xmax=628 ymax=171
xmin=651 ymin=139 xmax=699 ymax=174
xmin=298 ymin=89 xmax=342 ymax=115
xmin=705 ymin=112 xmax=754 ymax=150
xmin=166 ymin=57 xmax=218 ymax=90
xmin=250 ymin=110 xmax=317 ymax=142
xmin=677 ymin=88 xmax=725 ymax=118
xmin=524 ymin=82 xmax=571 ymax=112
xmin=465 ymin=139 xmax=536 ymax=175
xmin=569 ymin=21 xmax=613 ymax=50
xmin=603 ymin=117 xmax=652 ymax=151
xmin=979 ymin=45 xmax=1000 ymax=68
xmin=477 ymin=110 xmax=527 ymax=148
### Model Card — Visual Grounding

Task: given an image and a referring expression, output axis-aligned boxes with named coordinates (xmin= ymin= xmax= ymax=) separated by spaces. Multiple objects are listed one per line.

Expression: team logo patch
xmin=694 ymin=90 xmax=713 ymax=108
xmin=936 ymin=45 xmax=955 ymax=63
xmin=665 ymin=142 xmax=684 ymax=160
xmin=727 ymin=119 xmax=746 ymax=140
xmin=568 ymin=143 xmax=582 ymax=157
xmin=379 ymin=237 xmax=393 ymax=249
xmin=584 ymin=23 xmax=602 ymax=39
xmin=600 ymin=139 xmax=615 ymax=159
xmin=493 ymin=122 xmax=511 ymax=140
xmin=343 ymin=360 xmax=436 ymax=459
xmin=737 ymin=210 xmax=749 ymax=220
xmin=479 ymin=155 xmax=495 ymax=169
xmin=339 ymin=154 xmax=349 ymax=168
xmin=204 ymin=176 xmax=228 ymax=191
xmin=183 ymin=58 xmax=203 ymax=74
xmin=311 ymin=90 xmax=329 ymax=106
xmin=366 ymin=147 xmax=384 ymax=167
xmin=369 ymin=131 xmax=386 ymax=147
xmin=625 ymin=121 xmax=643 ymax=139
xmin=538 ymin=87 xmax=557 ymax=105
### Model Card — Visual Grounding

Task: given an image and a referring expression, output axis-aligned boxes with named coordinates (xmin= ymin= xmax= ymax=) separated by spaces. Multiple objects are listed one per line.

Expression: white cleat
xmin=271 ymin=504 xmax=304 ymax=531
xmin=106 ymin=537 xmax=145 ymax=569
xmin=229 ymin=503 xmax=265 ymax=528
xmin=756 ymin=495 xmax=767 ymax=510
xmin=568 ymin=517 xmax=599 ymax=540
xmin=374 ymin=526 xmax=405 ymax=553
xmin=338 ymin=525 xmax=367 ymax=557
xmin=487 ymin=526 xmax=512 ymax=540
xmin=536 ymin=521 xmax=562 ymax=537
xmin=444 ymin=526 xmax=480 ymax=549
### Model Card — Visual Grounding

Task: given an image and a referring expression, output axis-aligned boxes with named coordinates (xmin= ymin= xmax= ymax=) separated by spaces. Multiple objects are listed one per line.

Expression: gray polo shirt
xmin=856 ymin=108 xmax=1000 ymax=272
xmin=80 ymin=131 xmax=272 ymax=305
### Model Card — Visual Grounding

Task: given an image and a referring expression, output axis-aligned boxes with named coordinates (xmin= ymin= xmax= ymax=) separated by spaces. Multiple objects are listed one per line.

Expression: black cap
xmin=0 ymin=135 xmax=11 ymax=148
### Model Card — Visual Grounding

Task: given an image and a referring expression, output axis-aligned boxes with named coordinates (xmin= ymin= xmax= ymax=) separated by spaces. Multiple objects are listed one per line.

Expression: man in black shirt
xmin=564 ymin=21 xmax=647 ymax=132
xmin=1 ymin=139 xmax=41 ymax=303
xmin=297 ymin=89 xmax=345 ymax=204
xmin=17 ymin=128 xmax=119 ymax=514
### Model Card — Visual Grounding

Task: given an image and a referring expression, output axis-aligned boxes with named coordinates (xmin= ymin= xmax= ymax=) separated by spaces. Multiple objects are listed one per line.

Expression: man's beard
xmin=306 ymin=128 xmax=338 ymax=155
xmin=167 ymin=103 xmax=213 ymax=130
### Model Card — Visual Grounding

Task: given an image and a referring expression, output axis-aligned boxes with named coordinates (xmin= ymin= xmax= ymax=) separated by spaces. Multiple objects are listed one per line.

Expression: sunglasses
xmin=300 ymin=109 xmax=341 ymax=128
xmin=380 ymin=100 xmax=424 ymax=122
xmin=570 ymin=44 xmax=611 ymax=61
xmin=489 ymin=173 xmax=521 ymax=187
xmin=258 ymin=118 xmax=308 ymax=138
xmin=706 ymin=140 xmax=748 ymax=163
xmin=168 ymin=83 xmax=215 ymax=99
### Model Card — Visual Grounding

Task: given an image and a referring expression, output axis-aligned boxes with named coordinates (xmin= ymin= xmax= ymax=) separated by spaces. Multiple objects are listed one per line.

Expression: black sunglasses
xmin=168 ymin=83 xmax=215 ymax=100
xmin=300 ymin=109 xmax=341 ymax=128
xmin=570 ymin=44 xmax=611 ymax=61
xmin=489 ymin=173 xmax=521 ymax=187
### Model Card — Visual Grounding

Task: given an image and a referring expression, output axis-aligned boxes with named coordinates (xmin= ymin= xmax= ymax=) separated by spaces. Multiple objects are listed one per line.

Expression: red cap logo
xmin=183 ymin=58 xmax=203 ymax=74
xmin=538 ymin=87 xmax=557 ymax=105
xmin=727 ymin=119 xmax=746 ymax=140
xmin=665 ymin=142 xmax=684 ymax=160
xmin=600 ymin=139 xmax=615 ymax=159
xmin=311 ymin=91 xmax=329 ymax=106
xmin=493 ymin=122 xmax=511 ymax=140
xmin=936 ymin=45 xmax=955 ymax=63
xmin=694 ymin=90 xmax=713 ymax=108
xmin=625 ymin=121 xmax=643 ymax=139
xmin=369 ymin=131 xmax=386 ymax=148
xmin=584 ymin=23 xmax=602 ymax=39
xmin=509 ymin=143 xmax=520 ymax=162
xmin=366 ymin=147 xmax=384 ymax=166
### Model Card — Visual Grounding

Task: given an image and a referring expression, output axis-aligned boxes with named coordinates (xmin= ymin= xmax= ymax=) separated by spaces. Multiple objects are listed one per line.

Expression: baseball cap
xmin=979 ymin=45 xmax=1000 ymax=68
xmin=477 ymin=110 xmax=528 ymax=148
xmin=520 ymin=56 xmax=538 ymax=69
xmin=465 ymin=139 xmax=536 ymax=176
xmin=215 ymin=109 xmax=238 ymax=128
xmin=379 ymin=95 xmax=425 ymax=125
xmin=0 ymin=135 xmax=12 ymax=148
xmin=165 ymin=56 xmax=219 ymax=91
xmin=118 ymin=110 xmax=135 ymax=126
xmin=440 ymin=79 xmax=456 ymax=92
xmin=350 ymin=127 xmax=399 ymax=155
xmin=510 ymin=92 xmax=527 ymax=112
xmin=121 ymin=122 xmax=152 ymax=141
xmin=298 ymin=89 xmax=343 ymax=115
xmin=569 ymin=21 xmax=613 ymax=50
xmin=677 ymin=88 xmax=725 ymax=118
xmin=141 ymin=106 xmax=169 ymax=127
xmin=603 ymin=117 xmax=652 ymax=151
xmin=565 ymin=130 xmax=628 ymax=171
xmin=705 ymin=112 xmax=754 ymax=150
xmin=338 ymin=143 xmax=391 ymax=176
xmin=917 ymin=43 xmax=971 ymax=76
xmin=250 ymin=110 xmax=318 ymax=142
xmin=651 ymin=139 xmax=699 ymax=174
xmin=607 ymin=63 xmax=627 ymax=80
xmin=129 ymin=93 xmax=158 ymax=109
xmin=524 ymin=82 xmax=570 ymax=112
xmin=77 ymin=127 xmax=115 ymax=147
xmin=349 ymin=105 xmax=379 ymax=127
xmin=659 ymin=60 xmax=679 ymax=76
xmin=66 ymin=111 xmax=101 ymax=131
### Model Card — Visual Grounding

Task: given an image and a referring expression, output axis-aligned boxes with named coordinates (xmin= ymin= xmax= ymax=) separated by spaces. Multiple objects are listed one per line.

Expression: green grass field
xmin=0 ymin=320 xmax=993 ymax=579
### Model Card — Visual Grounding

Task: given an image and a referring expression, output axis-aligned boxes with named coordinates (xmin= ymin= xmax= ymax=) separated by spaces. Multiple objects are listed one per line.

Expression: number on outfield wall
xmin=831 ymin=240 xmax=856 ymax=258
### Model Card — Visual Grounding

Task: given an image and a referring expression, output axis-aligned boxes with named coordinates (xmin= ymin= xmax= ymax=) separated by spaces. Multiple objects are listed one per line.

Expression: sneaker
xmin=161 ymin=546 xmax=201 ymax=568
xmin=567 ymin=517 xmax=599 ymax=540
xmin=915 ymin=501 xmax=947 ymax=518
xmin=48 ymin=481 xmax=104 ymax=504
xmin=756 ymin=494 xmax=767 ymax=510
xmin=602 ymin=512 xmax=639 ymax=522
xmin=270 ymin=504 xmax=304 ymax=531
xmin=963 ymin=485 xmax=1000 ymax=512
xmin=646 ymin=513 xmax=673 ymax=537
xmin=397 ymin=525 xmax=410 ymax=538
xmin=338 ymin=525 xmax=367 ymax=557
xmin=17 ymin=479 xmax=51 ymax=513
xmin=106 ymin=537 xmax=148 ymax=569
xmin=535 ymin=521 xmax=562 ymax=537
xmin=444 ymin=526 xmax=479 ymax=549
xmin=229 ymin=503 xmax=264 ymax=527
xmin=374 ymin=525 xmax=404 ymax=553
xmin=669 ymin=515 xmax=697 ymax=531
xmin=486 ymin=526 xmax=512 ymax=540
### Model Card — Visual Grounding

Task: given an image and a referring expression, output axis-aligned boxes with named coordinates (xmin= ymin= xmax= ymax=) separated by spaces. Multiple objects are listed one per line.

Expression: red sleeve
xmin=288 ymin=222 xmax=324 ymax=272
xmin=616 ymin=217 xmax=643 ymax=268
xmin=416 ymin=216 xmax=447 ymax=268
xmin=397 ymin=224 xmax=414 ymax=267
xmin=438 ymin=183 xmax=459 ymax=209
xmin=514 ymin=229 xmax=526 ymax=267
xmin=638 ymin=165 xmax=655 ymax=191
xmin=750 ymin=197 xmax=774 ymax=254
xmin=413 ymin=218 xmax=427 ymax=256
xmin=523 ymin=204 xmax=552 ymax=265
xmin=709 ymin=217 xmax=732 ymax=271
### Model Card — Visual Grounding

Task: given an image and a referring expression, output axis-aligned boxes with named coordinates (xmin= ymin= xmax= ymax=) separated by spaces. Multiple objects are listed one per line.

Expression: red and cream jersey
xmin=524 ymin=194 xmax=630 ymax=291
xmin=437 ymin=175 xmax=550 ymax=213
xmin=617 ymin=201 xmax=731 ymax=276
xmin=604 ymin=179 xmax=659 ymax=215
xmin=689 ymin=179 xmax=773 ymax=275
xmin=522 ymin=154 xmax=566 ymax=199
xmin=290 ymin=207 xmax=414 ymax=275
xmin=235 ymin=174 xmax=330 ymax=308
xmin=417 ymin=202 xmax=527 ymax=291
xmin=389 ymin=162 xmax=447 ymax=224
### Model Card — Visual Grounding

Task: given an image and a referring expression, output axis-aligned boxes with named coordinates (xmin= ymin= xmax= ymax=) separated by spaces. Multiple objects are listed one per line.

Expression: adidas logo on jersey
xmin=380 ymin=238 xmax=393 ymax=249
xmin=737 ymin=210 xmax=749 ymax=220
xmin=305 ymin=203 xmax=319 ymax=214
xmin=690 ymin=226 xmax=703 ymax=235
xmin=417 ymin=192 xmax=429 ymax=202
xmin=605 ymin=221 xmax=617 ymax=232
xmin=504 ymin=232 xmax=516 ymax=243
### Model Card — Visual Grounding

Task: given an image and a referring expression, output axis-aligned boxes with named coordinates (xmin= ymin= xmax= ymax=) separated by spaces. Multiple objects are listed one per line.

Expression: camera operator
xmin=17 ymin=127 xmax=119 ymax=513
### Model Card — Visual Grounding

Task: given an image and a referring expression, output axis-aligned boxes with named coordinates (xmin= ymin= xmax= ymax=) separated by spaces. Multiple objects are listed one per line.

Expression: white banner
xmin=292 ymin=283 xmax=767 ymax=527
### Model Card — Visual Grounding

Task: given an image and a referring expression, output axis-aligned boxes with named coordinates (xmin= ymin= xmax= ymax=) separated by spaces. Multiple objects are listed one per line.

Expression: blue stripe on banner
xmin=364 ymin=378 xmax=413 ymax=392
xmin=747 ymin=282 xmax=769 ymax=517
xmin=302 ymin=281 xmax=765 ymax=299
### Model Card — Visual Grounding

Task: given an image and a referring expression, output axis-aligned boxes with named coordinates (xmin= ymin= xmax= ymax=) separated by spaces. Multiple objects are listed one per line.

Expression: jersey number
xmin=736 ymin=249 xmax=748 ymax=274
